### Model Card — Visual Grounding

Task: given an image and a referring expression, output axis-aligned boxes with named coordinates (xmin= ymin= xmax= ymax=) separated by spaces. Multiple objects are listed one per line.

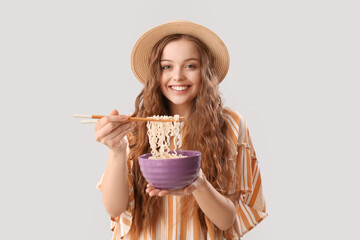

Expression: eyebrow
xmin=160 ymin=58 xmax=200 ymax=62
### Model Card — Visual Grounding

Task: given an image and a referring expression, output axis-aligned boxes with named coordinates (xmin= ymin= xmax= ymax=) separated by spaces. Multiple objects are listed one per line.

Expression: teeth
xmin=171 ymin=86 xmax=188 ymax=91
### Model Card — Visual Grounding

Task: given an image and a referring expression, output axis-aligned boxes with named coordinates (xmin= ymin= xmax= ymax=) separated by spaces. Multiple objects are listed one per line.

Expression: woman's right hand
xmin=94 ymin=109 xmax=135 ymax=153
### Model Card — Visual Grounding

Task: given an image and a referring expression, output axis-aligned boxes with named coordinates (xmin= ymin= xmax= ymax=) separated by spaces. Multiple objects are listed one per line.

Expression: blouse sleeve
xmin=96 ymin=150 xmax=135 ymax=239
xmin=225 ymin=111 xmax=268 ymax=238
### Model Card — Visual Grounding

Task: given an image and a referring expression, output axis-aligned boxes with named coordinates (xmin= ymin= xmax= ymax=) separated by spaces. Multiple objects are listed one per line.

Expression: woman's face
xmin=160 ymin=39 xmax=201 ymax=113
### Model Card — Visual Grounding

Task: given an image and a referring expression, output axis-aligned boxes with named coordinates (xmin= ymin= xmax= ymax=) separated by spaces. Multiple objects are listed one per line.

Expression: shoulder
xmin=223 ymin=108 xmax=245 ymax=126
xmin=223 ymin=107 xmax=248 ymax=132
xmin=223 ymin=107 xmax=249 ymax=144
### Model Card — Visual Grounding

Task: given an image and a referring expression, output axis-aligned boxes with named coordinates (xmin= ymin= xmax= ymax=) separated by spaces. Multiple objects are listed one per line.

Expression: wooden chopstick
xmin=128 ymin=116 xmax=185 ymax=122
xmin=74 ymin=114 xmax=185 ymax=123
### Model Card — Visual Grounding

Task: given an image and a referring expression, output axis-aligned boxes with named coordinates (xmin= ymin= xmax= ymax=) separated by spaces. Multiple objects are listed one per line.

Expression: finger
xmin=102 ymin=122 xmax=133 ymax=142
xmin=146 ymin=183 xmax=155 ymax=193
xmin=146 ymin=183 xmax=155 ymax=190
xmin=95 ymin=117 xmax=119 ymax=131
xmin=96 ymin=120 xmax=132 ymax=142
xmin=95 ymin=111 xmax=118 ymax=130
xmin=107 ymin=123 xmax=135 ymax=145
xmin=95 ymin=121 xmax=121 ymax=142
xmin=183 ymin=170 xmax=204 ymax=195
xmin=110 ymin=122 xmax=135 ymax=139
xmin=183 ymin=180 xmax=200 ymax=195
xmin=174 ymin=189 xmax=186 ymax=196
xmin=97 ymin=115 xmax=130 ymax=129
xmin=108 ymin=110 xmax=131 ymax=123
xmin=184 ymin=185 xmax=195 ymax=195
xmin=158 ymin=190 xmax=170 ymax=197
xmin=110 ymin=109 xmax=119 ymax=115
xmin=148 ymin=189 xmax=161 ymax=197
xmin=165 ymin=189 xmax=185 ymax=196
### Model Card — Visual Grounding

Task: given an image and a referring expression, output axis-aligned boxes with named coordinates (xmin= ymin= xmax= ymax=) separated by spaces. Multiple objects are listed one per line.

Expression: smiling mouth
xmin=170 ymin=85 xmax=189 ymax=91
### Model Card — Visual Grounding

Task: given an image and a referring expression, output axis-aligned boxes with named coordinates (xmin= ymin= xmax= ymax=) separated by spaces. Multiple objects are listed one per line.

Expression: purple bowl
xmin=139 ymin=150 xmax=201 ymax=190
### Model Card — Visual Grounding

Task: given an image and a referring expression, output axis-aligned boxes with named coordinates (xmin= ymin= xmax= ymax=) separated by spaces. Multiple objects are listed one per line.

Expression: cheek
xmin=194 ymin=73 xmax=201 ymax=88
xmin=159 ymin=77 xmax=167 ymax=94
xmin=160 ymin=73 xmax=169 ymax=85
xmin=160 ymin=86 xmax=166 ymax=95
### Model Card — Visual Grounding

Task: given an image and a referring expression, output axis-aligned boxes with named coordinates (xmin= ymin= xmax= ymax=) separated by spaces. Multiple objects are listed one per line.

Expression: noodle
xmin=146 ymin=115 xmax=184 ymax=159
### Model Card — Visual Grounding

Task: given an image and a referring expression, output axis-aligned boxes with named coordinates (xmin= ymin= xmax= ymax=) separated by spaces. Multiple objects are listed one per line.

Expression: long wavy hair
xmin=127 ymin=34 xmax=236 ymax=239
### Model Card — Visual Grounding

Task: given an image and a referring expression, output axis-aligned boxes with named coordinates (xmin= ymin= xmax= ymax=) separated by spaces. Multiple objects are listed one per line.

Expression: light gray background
xmin=1 ymin=0 xmax=359 ymax=239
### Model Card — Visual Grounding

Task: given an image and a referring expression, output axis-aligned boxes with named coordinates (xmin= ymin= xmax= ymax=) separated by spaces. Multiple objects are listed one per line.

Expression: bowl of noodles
xmin=139 ymin=150 xmax=201 ymax=190
xmin=139 ymin=115 xmax=201 ymax=190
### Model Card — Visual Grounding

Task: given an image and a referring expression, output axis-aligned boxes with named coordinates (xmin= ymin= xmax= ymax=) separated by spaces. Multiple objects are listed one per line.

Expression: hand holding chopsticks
xmin=74 ymin=114 xmax=185 ymax=124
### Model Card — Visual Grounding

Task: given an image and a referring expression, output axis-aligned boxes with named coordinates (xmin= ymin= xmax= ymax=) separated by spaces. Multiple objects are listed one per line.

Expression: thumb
xmin=110 ymin=109 xmax=119 ymax=115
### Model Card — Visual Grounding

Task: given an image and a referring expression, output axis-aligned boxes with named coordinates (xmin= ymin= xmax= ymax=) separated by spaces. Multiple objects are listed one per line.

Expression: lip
xmin=168 ymin=85 xmax=191 ymax=93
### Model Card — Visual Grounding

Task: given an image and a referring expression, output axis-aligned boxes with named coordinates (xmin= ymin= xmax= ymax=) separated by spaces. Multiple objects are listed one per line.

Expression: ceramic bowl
xmin=139 ymin=150 xmax=201 ymax=190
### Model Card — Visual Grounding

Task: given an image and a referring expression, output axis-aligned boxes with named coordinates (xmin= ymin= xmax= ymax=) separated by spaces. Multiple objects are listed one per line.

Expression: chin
xmin=170 ymin=100 xmax=188 ymax=106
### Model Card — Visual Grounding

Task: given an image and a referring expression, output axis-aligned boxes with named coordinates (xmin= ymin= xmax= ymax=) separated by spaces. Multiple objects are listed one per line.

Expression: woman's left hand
xmin=146 ymin=169 xmax=206 ymax=197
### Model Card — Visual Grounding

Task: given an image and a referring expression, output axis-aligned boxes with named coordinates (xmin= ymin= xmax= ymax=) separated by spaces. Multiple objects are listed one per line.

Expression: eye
xmin=161 ymin=65 xmax=171 ymax=70
xmin=186 ymin=64 xmax=196 ymax=69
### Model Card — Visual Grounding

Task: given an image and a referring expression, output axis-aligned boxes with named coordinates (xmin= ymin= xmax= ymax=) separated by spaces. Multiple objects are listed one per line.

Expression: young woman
xmin=95 ymin=20 xmax=267 ymax=239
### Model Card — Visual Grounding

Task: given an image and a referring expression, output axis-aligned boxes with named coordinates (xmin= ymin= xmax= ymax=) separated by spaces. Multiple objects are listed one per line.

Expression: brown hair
xmin=127 ymin=34 xmax=236 ymax=238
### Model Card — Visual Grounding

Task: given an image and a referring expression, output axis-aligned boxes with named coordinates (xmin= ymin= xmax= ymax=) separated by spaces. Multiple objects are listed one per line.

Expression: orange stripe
xmin=224 ymin=113 xmax=238 ymax=131
xmin=242 ymin=203 xmax=255 ymax=228
xmin=122 ymin=217 xmax=131 ymax=226
xmin=180 ymin=211 xmax=188 ymax=240
xmin=248 ymin=171 xmax=261 ymax=207
xmin=128 ymin=173 xmax=133 ymax=188
xmin=245 ymin=149 xmax=253 ymax=190
xmin=151 ymin=222 xmax=156 ymax=240
xmin=229 ymin=129 xmax=238 ymax=146
xmin=242 ymin=150 xmax=246 ymax=190
xmin=224 ymin=229 xmax=234 ymax=239
xmin=129 ymin=191 xmax=134 ymax=203
xmin=168 ymin=196 xmax=173 ymax=240
xmin=237 ymin=202 xmax=252 ymax=230
xmin=224 ymin=108 xmax=240 ymax=124
xmin=236 ymin=147 xmax=243 ymax=191
xmin=264 ymin=200 xmax=267 ymax=212
xmin=243 ymin=122 xmax=249 ymax=142
xmin=144 ymin=230 xmax=147 ymax=240
xmin=242 ymin=149 xmax=252 ymax=192
xmin=112 ymin=224 xmax=118 ymax=240
xmin=224 ymin=115 xmax=239 ymax=146
xmin=193 ymin=210 xmax=201 ymax=240
xmin=232 ymin=219 xmax=241 ymax=237
xmin=251 ymin=157 xmax=257 ymax=174
xmin=205 ymin=217 xmax=216 ymax=240
xmin=249 ymin=207 xmax=261 ymax=222
xmin=110 ymin=221 xmax=116 ymax=231
xmin=175 ymin=198 xmax=178 ymax=239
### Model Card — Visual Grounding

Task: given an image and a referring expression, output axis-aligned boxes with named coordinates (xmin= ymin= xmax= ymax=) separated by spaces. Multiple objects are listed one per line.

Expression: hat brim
xmin=131 ymin=20 xmax=230 ymax=85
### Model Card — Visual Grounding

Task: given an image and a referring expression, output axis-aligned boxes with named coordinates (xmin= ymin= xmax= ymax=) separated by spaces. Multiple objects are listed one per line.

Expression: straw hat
xmin=131 ymin=20 xmax=230 ymax=85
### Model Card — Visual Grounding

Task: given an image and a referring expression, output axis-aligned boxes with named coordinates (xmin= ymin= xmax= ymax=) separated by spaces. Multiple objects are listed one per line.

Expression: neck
xmin=169 ymin=103 xmax=192 ymax=120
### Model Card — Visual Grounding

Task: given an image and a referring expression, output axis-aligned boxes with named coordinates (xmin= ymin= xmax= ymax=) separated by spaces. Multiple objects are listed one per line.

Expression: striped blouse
xmin=97 ymin=108 xmax=268 ymax=239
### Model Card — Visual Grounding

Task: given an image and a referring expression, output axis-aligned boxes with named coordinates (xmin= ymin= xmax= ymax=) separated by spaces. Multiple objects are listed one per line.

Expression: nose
xmin=172 ymin=67 xmax=185 ymax=82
